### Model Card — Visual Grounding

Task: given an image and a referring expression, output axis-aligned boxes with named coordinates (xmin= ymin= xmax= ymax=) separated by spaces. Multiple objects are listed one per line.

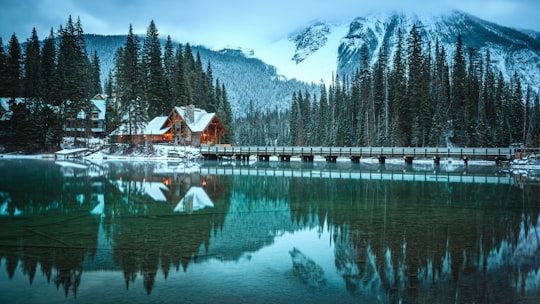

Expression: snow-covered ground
xmin=1 ymin=137 xmax=539 ymax=176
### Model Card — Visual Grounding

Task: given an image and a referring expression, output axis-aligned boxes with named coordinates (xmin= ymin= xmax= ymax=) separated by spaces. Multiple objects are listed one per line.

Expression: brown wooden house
xmin=110 ymin=105 xmax=226 ymax=146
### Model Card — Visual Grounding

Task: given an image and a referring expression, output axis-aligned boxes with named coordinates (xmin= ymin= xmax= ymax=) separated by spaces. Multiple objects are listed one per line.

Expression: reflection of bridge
xmin=198 ymin=166 xmax=516 ymax=185
xmin=200 ymin=146 xmax=519 ymax=164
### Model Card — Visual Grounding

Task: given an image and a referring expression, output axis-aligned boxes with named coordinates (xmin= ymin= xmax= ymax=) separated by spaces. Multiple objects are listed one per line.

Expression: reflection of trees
xmin=0 ymin=160 xmax=64 ymax=215
xmin=99 ymin=163 xmax=230 ymax=294
xmin=0 ymin=215 xmax=99 ymax=298
xmin=0 ymin=160 xmax=228 ymax=296
xmin=289 ymin=176 xmax=540 ymax=302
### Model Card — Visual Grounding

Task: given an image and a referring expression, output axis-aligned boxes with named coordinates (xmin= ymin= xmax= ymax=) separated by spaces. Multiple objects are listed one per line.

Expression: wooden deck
xmin=199 ymin=146 xmax=522 ymax=164
xmin=54 ymin=148 xmax=91 ymax=159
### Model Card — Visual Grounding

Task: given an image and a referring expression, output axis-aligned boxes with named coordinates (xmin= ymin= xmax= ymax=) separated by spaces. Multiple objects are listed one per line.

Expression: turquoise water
xmin=0 ymin=159 xmax=539 ymax=303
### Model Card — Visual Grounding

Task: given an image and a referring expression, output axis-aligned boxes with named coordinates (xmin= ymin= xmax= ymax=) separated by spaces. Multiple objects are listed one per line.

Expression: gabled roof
xmin=109 ymin=116 xmax=170 ymax=136
xmin=174 ymin=186 xmax=213 ymax=213
xmin=144 ymin=116 xmax=169 ymax=135
xmin=174 ymin=106 xmax=217 ymax=133
xmin=76 ymin=99 xmax=107 ymax=119
xmin=93 ymin=100 xmax=106 ymax=120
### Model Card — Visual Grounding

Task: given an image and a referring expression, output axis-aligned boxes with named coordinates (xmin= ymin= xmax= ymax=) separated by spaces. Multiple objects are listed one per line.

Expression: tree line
xmin=285 ymin=25 xmax=540 ymax=148
xmin=108 ymin=21 xmax=233 ymax=145
xmin=0 ymin=16 xmax=101 ymax=152
xmin=0 ymin=16 xmax=233 ymax=153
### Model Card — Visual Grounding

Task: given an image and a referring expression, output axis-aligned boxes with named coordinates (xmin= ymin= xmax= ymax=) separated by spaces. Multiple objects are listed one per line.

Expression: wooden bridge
xmin=199 ymin=146 xmax=524 ymax=165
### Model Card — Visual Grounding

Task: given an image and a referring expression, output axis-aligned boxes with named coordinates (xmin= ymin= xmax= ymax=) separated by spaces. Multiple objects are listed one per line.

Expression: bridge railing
xmin=199 ymin=146 xmax=516 ymax=159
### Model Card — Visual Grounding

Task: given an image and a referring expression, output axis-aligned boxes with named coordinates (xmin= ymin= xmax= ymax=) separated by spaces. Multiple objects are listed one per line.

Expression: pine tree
xmin=218 ymin=82 xmax=233 ymax=144
xmin=317 ymin=82 xmax=329 ymax=146
xmin=290 ymin=92 xmax=299 ymax=145
xmin=526 ymin=92 xmax=540 ymax=146
xmin=5 ymin=33 xmax=21 ymax=100
xmin=173 ymin=44 xmax=192 ymax=106
xmin=115 ymin=25 xmax=147 ymax=143
xmin=483 ymin=49 xmax=497 ymax=146
xmin=206 ymin=61 xmax=217 ymax=113
xmin=372 ymin=39 xmax=389 ymax=145
xmin=0 ymin=37 xmax=6 ymax=96
xmin=406 ymin=24 xmax=424 ymax=146
xmin=389 ymin=28 xmax=407 ymax=146
xmin=90 ymin=50 xmax=101 ymax=95
xmin=509 ymin=71 xmax=524 ymax=144
xmin=142 ymin=20 xmax=167 ymax=117
xmin=494 ymin=72 xmax=510 ymax=146
xmin=22 ymin=28 xmax=41 ymax=99
xmin=163 ymin=35 xmax=175 ymax=108
xmin=451 ymin=34 xmax=470 ymax=146
xmin=40 ymin=29 xmax=57 ymax=105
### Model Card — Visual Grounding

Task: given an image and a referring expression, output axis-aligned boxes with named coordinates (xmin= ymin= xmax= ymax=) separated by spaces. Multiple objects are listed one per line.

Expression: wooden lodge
xmin=110 ymin=105 xmax=226 ymax=146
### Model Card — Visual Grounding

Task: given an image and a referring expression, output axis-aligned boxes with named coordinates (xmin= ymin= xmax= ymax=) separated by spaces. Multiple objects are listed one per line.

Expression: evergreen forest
xmin=237 ymin=25 xmax=540 ymax=148
xmin=0 ymin=17 xmax=233 ymax=153
xmin=1 ymin=17 xmax=539 ymax=152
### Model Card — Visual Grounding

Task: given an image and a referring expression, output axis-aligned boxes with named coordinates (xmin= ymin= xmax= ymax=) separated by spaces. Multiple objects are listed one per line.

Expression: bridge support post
xmin=378 ymin=156 xmax=386 ymax=164
xmin=258 ymin=155 xmax=270 ymax=161
xmin=325 ymin=156 xmax=337 ymax=162
xmin=350 ymin=156 xmax=360 ymax=163
xmin=404 ymin=156 xmax=414 ymax=165
xmin=302 ymin=155 xmax=314 ymax=162
xmin=433 ymin=156 xmax=441 ymax=166
xmin=279 ymin=155 xmax=291 ymax=162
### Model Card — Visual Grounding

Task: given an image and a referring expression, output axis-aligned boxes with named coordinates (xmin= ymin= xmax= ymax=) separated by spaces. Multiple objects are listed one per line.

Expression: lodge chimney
xmin=186 ymin=104 xmax=195 ymax=122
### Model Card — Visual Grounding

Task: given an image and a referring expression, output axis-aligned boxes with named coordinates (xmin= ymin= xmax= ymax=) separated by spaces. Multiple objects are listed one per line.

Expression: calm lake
xmin=1 ymin=158 xmax=539 ymax=303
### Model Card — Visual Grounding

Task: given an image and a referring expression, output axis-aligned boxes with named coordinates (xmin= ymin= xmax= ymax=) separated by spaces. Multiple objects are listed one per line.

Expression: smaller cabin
xmin=64 ymin=95 xmax=107 ymax=136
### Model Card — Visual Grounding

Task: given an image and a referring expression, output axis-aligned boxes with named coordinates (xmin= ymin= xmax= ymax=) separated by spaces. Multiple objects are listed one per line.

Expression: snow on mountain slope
xmin=253 ymin=22 xmax=349 ymax=85
xmin=249 ymin=10 xmax=540 ymax=91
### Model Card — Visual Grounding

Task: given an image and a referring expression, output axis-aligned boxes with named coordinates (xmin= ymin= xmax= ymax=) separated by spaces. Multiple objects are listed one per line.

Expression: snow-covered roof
xmin=112 ymin=180 xmax=169 ymax=202
xmin=174 ymin=186 xmax=213 ymax=213
xmin=109 ymin=116 xmax=170 ymax=136
xmin=76 ymin=99 xmax=107 ymax=119
xmin=174 ymin=106 xmax=216 ymax=132
xmin=93 ymin=99 xmax=106 ymax=120
xmin=144 ymin=116 xmax=169 ymax=135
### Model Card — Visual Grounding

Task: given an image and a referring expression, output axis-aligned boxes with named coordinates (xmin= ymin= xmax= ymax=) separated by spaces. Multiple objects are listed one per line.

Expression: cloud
xmin=1 ymin=0 xmax=539 ymax=48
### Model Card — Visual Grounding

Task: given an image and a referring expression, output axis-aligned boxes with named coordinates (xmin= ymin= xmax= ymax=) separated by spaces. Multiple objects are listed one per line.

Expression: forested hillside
xmin=285 ymin=27 xmax=540 ymax=148
xmin=84 ymin=35 xmax=317 ymax=117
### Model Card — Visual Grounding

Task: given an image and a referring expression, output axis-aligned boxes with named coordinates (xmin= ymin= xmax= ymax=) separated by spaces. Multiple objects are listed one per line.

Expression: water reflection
xmin=0 ymin=159 xmax=539 ymax=303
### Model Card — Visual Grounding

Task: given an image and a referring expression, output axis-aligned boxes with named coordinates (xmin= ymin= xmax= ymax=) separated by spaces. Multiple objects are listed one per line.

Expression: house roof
xmin=144 ymin=116 xmax=169 ymax=135
xmin=109 ymin=116 xmax=170 ymax=136
xmin=93 ymin=100 xmax=106 ymax=120
xmin=174 ymin=106 xmax=217 ymax=133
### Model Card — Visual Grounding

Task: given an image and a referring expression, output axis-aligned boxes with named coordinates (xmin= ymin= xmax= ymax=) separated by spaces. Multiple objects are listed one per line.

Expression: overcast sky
xmin=1 ymin=0 xmax=540 ymax=49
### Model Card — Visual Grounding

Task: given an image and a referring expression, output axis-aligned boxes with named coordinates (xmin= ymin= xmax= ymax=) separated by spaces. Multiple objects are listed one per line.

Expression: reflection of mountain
xmin=290 ymin=247 xmax=326 ymax=288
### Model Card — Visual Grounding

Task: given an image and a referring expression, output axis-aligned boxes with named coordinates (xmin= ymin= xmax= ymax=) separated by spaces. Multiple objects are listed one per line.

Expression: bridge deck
xmin=200 ymin=146 xmax=517 ymax=162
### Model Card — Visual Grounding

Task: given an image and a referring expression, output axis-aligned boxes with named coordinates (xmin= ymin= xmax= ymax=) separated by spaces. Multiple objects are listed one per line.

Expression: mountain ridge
xmin=85 ymin=10 xmax=540 ymax=117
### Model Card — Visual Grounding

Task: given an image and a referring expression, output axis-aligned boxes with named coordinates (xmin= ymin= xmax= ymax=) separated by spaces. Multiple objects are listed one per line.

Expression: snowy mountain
xmin=85 ymin=10 xmax=540 ymax=118
xmin=253 ymin=10 xmax=540 ymax=91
